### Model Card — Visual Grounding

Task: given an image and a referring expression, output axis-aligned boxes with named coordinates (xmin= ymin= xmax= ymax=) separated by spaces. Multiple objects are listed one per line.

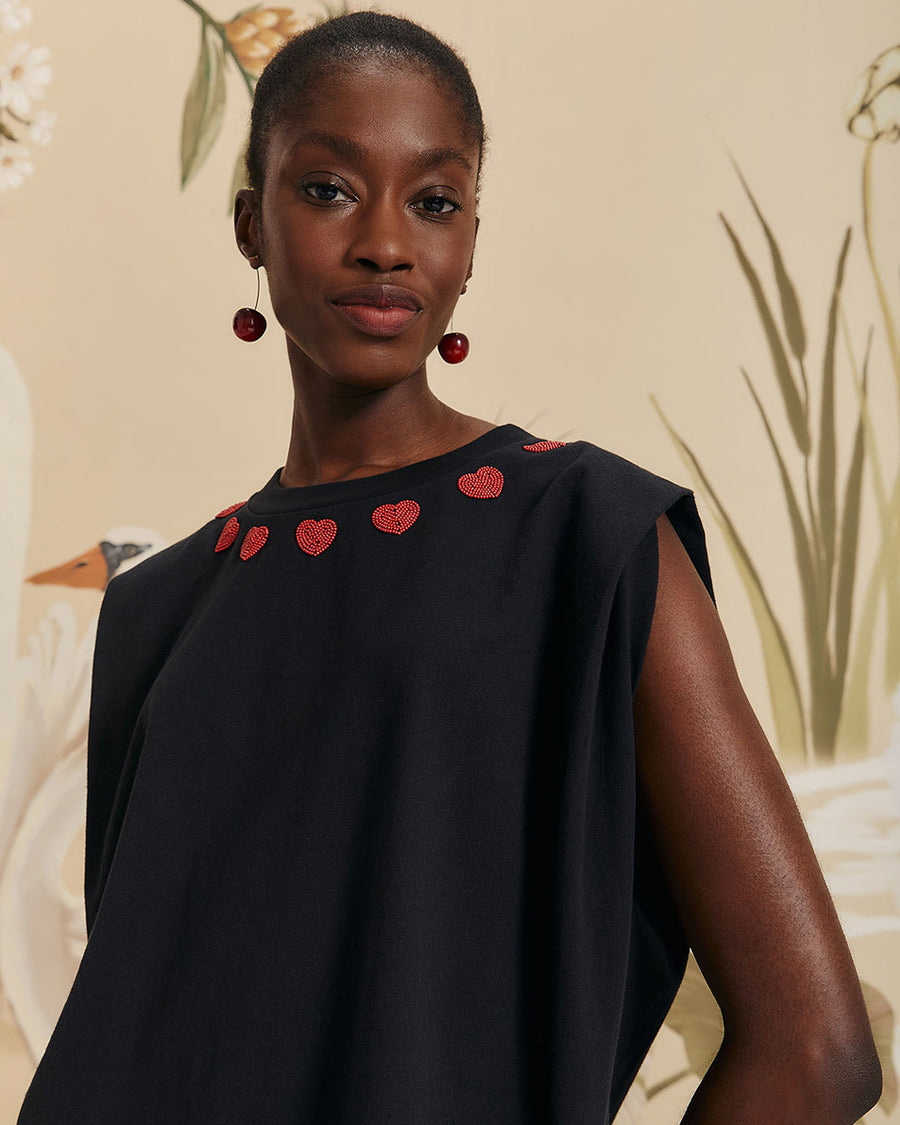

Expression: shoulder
xmin=97 ymin=509 xmax=233 ymax=644
xmin=509 ymin=435 xmax=689 ymax=517
xmin=508 ymin=434 xmax=700 ymax=569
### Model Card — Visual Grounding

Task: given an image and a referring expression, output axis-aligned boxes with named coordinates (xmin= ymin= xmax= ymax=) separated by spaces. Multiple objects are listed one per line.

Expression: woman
xmin=18 ymin=11 xmax=882 ymax=1124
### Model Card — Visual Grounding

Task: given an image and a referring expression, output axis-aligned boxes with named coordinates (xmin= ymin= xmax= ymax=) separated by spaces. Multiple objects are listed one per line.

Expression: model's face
xmin=236 ymin=61 xmax=480 ymax=388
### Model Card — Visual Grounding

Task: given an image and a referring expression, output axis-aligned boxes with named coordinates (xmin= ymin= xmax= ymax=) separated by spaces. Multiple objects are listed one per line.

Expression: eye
xmin=303 ymin=180 xmax=354 ymax=203
xmin=415 ymin=194 xmax=460 ymax=215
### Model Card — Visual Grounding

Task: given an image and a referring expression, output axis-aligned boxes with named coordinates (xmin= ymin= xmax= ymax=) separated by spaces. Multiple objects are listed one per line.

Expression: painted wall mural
xmin=0 ymin=339 xmax=166 ymax=1061
xmin=633 ymin=40 xmax=900 ymax=1124
xmin=177 ymin=1 xmax=346 ymax=208
xmin=1 ymin=2 xmax=898 ymax=1121
xmin=0 ymin=0 xmax=53 ymax=191
xmin=656 ymin=43 xmax=900 ymax=770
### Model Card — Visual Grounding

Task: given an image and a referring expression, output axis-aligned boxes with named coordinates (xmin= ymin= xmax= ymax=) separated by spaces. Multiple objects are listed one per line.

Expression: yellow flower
xmin=224 ymin=8 xmax=307 ymax=75
xmin=846 ymin=43 xmax=900 ymax=142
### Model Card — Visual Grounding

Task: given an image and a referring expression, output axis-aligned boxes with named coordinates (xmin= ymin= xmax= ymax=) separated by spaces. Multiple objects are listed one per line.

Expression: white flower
xmin=0 ymin=0 xmax=32 ymax=33
xmin=847 ymin=43 xmax=900 ymax=142
xmin=0 ymin=145 xmax=33 ymax=190
xmin=0 ymin=42 xmax=51 ymax=118
xmin=29 ymin=107 xmax=54 ymax=145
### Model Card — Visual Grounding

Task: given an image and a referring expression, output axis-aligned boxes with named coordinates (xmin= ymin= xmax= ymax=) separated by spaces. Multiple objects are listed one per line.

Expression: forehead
xmin=267 ymin=59 xmax=477 ymax=173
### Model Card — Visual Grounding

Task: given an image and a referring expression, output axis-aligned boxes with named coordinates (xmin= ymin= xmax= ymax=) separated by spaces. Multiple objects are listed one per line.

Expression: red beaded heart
xmin=214 ymin=517 xmax=240 ymax=552
xmin=458 ymin=465 xmax=504 ymax=498
xmin=372 ymin=500 xmax=420 ymax=535
xmin=215 ymin=501 xmax=245 ymax=518
xmin=240 ymin=525 xmax=269 ymax=559
xmin=296 ymin=518 xmax=337 ymax=556
xmin=523 ymin=440 xmax=567 ymax=451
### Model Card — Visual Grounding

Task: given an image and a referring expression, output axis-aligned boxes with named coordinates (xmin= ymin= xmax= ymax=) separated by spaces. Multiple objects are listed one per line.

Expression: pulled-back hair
xmin=246 ymin=11 xmax=487 ymax=193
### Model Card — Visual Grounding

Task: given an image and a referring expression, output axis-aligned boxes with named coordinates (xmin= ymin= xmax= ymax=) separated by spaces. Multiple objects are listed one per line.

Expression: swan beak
xmin=27 ymin=543 xmax=108 ymax=591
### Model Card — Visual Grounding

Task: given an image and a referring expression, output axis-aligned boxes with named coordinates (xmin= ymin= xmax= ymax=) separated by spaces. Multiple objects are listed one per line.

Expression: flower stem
xmin=862 ymin=141 xmax=900 ymax=429
xmin=177 ymin=0 xmax=256 ymax=99
xmin=179 ymin=0 xmax=220 ymax=28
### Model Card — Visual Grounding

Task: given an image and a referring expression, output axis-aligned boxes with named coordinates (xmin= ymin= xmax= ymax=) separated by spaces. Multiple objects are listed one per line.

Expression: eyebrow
xmin=289 ymin=130 xmax=473 ymax=173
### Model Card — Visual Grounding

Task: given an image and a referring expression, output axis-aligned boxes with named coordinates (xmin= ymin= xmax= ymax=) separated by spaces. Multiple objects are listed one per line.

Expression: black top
xmin=18 ymin=422 xmax=714 ymax=1124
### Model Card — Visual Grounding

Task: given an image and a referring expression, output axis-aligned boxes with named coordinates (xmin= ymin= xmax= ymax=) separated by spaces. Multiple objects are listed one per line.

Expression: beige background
xmin=2 ymin=0 xmax=899 ymax=1120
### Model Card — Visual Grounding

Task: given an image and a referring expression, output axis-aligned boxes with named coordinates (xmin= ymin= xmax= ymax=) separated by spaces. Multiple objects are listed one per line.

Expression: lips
xmin=332 ymin=284 xmax=422 ymax=311
xmin=331 ymin=284 xmax=423 ymax=338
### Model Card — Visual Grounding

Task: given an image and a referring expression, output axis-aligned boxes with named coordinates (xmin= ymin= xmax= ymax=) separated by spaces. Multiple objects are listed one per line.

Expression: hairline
xmin=250 ymin=44 xmax=486 ymax=197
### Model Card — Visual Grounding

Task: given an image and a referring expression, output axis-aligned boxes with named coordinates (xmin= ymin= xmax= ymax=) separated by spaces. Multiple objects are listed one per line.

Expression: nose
xmin=348 ymin=199 xmax=414 ymax=273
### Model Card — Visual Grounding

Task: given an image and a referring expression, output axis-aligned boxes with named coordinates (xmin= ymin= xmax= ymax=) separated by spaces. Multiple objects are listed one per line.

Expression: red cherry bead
xmin=438 ymin=332 xmax=469 ymax=363
xmin=233 ymin=307 xmax=267 ymax=341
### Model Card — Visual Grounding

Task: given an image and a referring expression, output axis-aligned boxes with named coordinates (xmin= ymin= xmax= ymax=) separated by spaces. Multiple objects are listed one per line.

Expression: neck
xmin=279 ymin=345 xmax=490 ymax=487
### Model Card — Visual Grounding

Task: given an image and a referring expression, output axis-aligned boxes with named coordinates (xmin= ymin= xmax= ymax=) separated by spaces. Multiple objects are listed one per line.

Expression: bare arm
xmin=633 ymin=513 xmax=882 ymax=1124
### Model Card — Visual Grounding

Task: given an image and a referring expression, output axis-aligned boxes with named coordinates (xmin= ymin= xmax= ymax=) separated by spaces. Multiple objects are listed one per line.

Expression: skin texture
xmin=636 ymin=515 xmax=882 ymax=1121
xmin=234 ymin=60 xmax=493 ymax=487
xmin=234 ymin=57 xmax=883 ymax=1120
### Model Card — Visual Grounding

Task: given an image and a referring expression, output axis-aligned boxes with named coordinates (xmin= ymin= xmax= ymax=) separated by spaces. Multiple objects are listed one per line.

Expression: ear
xmin=462 ymin=215 xmax=479 ymax=294
xmin=234 ymin=188 xmax=262 ymax=263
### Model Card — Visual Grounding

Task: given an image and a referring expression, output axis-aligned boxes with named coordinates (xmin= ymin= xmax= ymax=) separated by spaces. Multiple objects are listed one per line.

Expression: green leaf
xmin=720 ymin=213 xmax=810 ymax=456
xmin=741 ymin=369 xmax=831 ymax=753
xmin=180 ymin=24 xmax=227 ymax=189
xmin=884 ymin=479 xmax=900 ymax=690
xmin=740 ymin=369 xmax=820 ymax=639
xmin=842 ymin=327 xmax=900 ymax=692
xmin=228 ymin=142 xmax=249 ymax=214
xmin=653 ymin=397 xmax=808 ymax=765
xmin=817 ymin=229 xmax=853 ymax=625
xmin=880 ymin=471 xmax=900 ymax=690
xmin=836 ymin=546 xmax=880 ymax=757
xmin=835 ymin=315 xmax=898 ymax=756
xmin=729 ymin=156 xmax=807 ymax=367
xmin=833 ymin=330 xmax=868 ymax=702
xmin=841 ymin=470 xmax=900 ymax=708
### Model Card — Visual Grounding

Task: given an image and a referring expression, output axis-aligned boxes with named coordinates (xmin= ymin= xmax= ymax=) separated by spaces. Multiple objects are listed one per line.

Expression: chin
xmin=291 ymin=336 xmax=431 ymax=388
xmin=332 ymin=358 xmax=427 ymax=390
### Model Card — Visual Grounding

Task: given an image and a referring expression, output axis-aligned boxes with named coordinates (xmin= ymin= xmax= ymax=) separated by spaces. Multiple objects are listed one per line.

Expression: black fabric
xmin=18 ymin=422 xmax=714 ymax=1124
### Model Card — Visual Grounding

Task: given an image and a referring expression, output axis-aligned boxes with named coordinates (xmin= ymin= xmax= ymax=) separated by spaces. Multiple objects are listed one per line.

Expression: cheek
xmin=419 ymin=220 xmax=476 ymax=290
xmin=265 ymin=215 xmax=333 ymax=280
xmin=263 ymin=227 xmax=336 ymax=324
xmin=426 ymin=243 xmax=472 ymax=305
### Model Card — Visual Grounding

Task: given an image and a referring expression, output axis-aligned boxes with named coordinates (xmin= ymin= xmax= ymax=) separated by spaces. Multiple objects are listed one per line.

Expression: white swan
xmin=0 ymin=339 xmax=168 ymax=1063
xmin=0 ymin=343 xmax=32 ymax=775
xmin=0 ymin=529 xmax=167 ymax=1062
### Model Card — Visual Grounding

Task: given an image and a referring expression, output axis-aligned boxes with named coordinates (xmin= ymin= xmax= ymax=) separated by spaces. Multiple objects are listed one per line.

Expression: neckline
xmin=246 ymin=422 xmax=534 ymax=514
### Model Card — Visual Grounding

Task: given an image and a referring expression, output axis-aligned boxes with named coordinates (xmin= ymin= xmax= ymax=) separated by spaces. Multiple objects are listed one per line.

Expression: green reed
xmin=653 ymin=160 xmax=899 ymax=766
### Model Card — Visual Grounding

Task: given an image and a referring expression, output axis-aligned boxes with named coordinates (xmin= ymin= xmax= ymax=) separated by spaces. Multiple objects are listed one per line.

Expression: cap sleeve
xmin=610 ymin=489 xmax=714 ymax=699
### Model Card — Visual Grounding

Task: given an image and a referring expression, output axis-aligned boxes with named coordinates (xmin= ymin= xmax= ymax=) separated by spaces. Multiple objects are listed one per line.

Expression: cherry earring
xmin=233 ymin=263 xmax=267 ymax=341
xmin=438 ymin=331 xmax=469 ymax=363
xmin=438 ymin=305 xmax=469 ymax=363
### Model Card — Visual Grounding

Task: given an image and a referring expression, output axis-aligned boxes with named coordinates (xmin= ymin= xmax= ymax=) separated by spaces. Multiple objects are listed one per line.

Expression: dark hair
xmin=246 ymin=11 xmax=487 ymax=194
